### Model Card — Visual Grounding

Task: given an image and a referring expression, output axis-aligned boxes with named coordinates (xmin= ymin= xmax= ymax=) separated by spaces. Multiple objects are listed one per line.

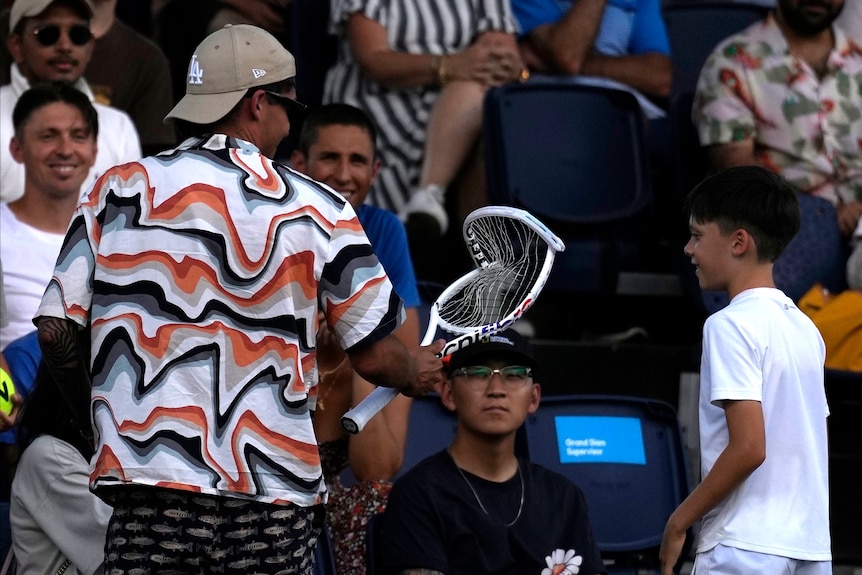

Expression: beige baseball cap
xmin=9 ymin=0 xmax=94 ymax=32
xmin=165 ymin=24 xmax=297 ymax=125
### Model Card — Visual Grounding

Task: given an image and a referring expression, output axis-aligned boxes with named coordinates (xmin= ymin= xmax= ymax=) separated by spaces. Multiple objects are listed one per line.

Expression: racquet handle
xmin=341 ymin=385 xmax=401 ymax=434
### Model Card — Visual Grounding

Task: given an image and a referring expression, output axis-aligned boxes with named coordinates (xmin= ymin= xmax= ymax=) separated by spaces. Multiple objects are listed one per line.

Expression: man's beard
xmin=778 ymin=0 xmax=844 ymax=35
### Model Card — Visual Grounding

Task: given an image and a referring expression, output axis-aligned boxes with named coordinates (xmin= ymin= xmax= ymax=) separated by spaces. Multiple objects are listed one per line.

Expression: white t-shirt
xmin=0 ymin=203 xmax=65 ymax=350
xmin=697 ymin=288 xmax=831 ymax=561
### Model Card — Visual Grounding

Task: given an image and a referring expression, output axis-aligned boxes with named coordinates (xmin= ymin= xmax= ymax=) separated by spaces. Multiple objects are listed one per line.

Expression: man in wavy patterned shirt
xmin=33 ymin=23 xmax=445 ymax=574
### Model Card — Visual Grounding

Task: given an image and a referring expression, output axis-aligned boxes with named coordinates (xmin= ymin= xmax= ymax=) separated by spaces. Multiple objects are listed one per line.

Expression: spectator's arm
xmin=837 ymin=202 xmax=862 ymax=238
xmin=346 ymin=13 xmax=447 ymax=89
xmin=349 ymin=307 xmax=420 ymax=480
xmin=347 ymin=13 xmax=522 ymax=89
xmin=581 ymin=51 xmax=672 ymax=99
xmin=519 ymin=0 xmax=605 ymax=75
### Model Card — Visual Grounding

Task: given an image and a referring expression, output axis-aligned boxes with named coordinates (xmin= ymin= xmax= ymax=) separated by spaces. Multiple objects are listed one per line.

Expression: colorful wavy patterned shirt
xmin=36 ymin=134 xmax=404 ymax=507
xmin=695 ymin=15 xmax=862 ymax=206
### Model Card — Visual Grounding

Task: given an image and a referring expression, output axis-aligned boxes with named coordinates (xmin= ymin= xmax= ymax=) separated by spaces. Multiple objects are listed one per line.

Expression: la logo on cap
xmin=252 ymin=68 xmax=267 ymax=79
xmin=188 ymin=55 xmax=204 ymax=86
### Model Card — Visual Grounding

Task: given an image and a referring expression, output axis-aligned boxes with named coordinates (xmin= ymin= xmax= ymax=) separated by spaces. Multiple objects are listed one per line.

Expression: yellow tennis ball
xmin=0 ymin=369 xmax=15 ymax=416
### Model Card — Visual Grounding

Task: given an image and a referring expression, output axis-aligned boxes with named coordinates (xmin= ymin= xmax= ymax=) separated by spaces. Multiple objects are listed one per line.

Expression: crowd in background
xmin=0 ymin=0 xmax=860 ymax=573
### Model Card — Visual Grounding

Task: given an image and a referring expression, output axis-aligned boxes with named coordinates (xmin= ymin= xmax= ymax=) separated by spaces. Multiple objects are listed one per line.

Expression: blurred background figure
xmin=694 ymin=0 xmax=862 ymax=237
xmin=0 ymin=80 xmax=98 ymax=571
xmin=513 ymin=0 xmax=672 ymax=117
xmin=0 ymin=0 xmax=140 ymax=203
xmin=323 ymin=0 xmax=523 ymax=242
xmin=10 ymin=363 xmax=110 ymax=575
xmin=84 ymin=0 xmax=176 ymax=156
xmin=291 ymin=103 xmax=421 ymax=575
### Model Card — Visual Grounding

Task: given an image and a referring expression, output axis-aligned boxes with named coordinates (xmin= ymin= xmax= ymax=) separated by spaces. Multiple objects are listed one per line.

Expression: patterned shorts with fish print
xmin=102 ymin=487 xmax=324 ymax=575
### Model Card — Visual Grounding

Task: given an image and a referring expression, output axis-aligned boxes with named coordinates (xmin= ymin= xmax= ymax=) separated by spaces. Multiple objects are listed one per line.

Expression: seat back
xmin=365 ymin=511 xmax=385 ymax=575
xmin=664 ymin=2 xmax=771 ymax=199
xmin=700 ymin=193 xmax=848 ymax=314
xmin=522 ymin=395 xmax=690 ymax=559
xmin=395 ymin=393 xmax=458 ymax=480
xmin=312 ymin=523 xmax=338 ymax=575
xmin=483 ymin=82 xmax=653 ymax=293
xmin=824 ymin=368 xmax=862 ymax=564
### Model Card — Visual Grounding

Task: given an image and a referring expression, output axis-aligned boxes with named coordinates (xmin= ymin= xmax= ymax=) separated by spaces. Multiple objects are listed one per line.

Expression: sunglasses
xmin=263 ymin=90 xmax=308 ymax=118
xmin=32 ymin=24 xmax=92 ymax=47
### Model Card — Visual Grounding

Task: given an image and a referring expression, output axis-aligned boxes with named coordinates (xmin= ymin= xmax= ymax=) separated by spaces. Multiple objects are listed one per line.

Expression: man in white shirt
xmin=0 ymin=0 xmax=140 ymax=203
xmin=0 ymin=82 xmax=97 ymax=351
xmin=0 ymin=80 xmax=98 ymax=568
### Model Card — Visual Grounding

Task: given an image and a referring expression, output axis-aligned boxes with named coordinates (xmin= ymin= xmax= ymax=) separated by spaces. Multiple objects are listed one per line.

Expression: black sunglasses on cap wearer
xmin=263 ymin=90 xmax=308 ymax=118
xmin=32 ymin=24 xmax=92 ymax=47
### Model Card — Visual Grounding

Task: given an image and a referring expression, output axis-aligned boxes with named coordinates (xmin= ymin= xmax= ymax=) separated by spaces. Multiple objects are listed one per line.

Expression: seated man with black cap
xmin=379 ymin=329 xmax=607 ymax=575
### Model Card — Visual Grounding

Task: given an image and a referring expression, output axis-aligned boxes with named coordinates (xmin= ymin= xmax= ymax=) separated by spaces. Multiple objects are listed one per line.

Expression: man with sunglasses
xmin=33 ymin=23 xmax=445 ymax=574
xmin=379 ymin=329 xmax=606 ymax=575
xmin=0 ymin=0 xmax=140 ymax=203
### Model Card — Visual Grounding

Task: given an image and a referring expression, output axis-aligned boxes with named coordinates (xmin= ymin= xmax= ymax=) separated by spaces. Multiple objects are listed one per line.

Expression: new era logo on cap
xmin=252 ymin=68 xmax=266 ymax=79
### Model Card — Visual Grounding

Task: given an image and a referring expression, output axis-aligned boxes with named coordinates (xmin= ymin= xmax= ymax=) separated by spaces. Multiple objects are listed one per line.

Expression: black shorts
xmin=102 ymin=486 xmax=323 ymax=575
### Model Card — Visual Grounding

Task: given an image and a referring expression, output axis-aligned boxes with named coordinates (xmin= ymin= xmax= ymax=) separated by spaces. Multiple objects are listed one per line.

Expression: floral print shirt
xmin=695 ymin=15 xmax=862 ymax=206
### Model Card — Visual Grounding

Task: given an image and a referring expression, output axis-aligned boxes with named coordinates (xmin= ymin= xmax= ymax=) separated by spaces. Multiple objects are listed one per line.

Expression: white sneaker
xmin=400 ymin=185 xmax=448 ymax=237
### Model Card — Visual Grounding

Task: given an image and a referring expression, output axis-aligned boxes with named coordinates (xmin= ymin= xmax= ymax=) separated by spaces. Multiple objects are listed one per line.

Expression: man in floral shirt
xmin=694 ymin=0 xmax=862 ymax=236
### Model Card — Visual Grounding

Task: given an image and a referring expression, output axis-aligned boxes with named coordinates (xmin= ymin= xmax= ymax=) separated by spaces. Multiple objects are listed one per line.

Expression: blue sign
xmin=554 ymin=416 xmax=646 ymax=464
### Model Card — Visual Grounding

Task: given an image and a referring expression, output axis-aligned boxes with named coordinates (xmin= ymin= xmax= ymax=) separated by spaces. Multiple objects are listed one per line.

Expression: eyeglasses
xmin=263 ymin=90 xmax=308 ymax=118
xmin=452 ymin=365 xmax=533 ymax=388
xmin=32 ymin=24 xmax=92 ymax=47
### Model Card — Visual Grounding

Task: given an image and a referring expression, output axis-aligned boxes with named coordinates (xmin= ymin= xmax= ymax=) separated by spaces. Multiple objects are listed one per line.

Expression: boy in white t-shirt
xmin=660 ymin=166 xmax=831 ymax=574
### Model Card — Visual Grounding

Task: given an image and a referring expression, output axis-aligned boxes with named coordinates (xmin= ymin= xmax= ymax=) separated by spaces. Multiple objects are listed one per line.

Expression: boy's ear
xmin=730 ymin=228 xmax=755 ymax=256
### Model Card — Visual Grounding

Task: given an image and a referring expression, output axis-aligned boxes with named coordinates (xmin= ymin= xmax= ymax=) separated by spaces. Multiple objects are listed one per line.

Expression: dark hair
xmin=12 ymin=81 xmax=98 ymax=138
xmin=15 ymin=361 xmax=94 ymax=462
xmin=684 ymin=165 xmax=801 ymax=262
xmin=297 ymin=103 xmax=378 ymax=157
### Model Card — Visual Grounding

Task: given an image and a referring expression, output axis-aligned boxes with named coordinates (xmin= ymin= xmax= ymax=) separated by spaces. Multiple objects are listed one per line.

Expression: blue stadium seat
xmin=313 ymin=523 xmax=337 ymax=575
xmin=522 ymin=394 xmax=691 ymax=572
xmin=395 ymin=393 xmax=458 ymax=480
xmin=483 ymin=82 xmax=653 ymax=294
xmin=663 ymin=1 xmax=771 ymax=99
xmin=664 ymin=1 xmax=771 ymax=200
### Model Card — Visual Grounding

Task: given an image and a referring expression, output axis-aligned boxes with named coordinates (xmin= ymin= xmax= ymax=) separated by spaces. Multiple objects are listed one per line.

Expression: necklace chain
xmin=454 ymin=460 xmax=524 ymax=527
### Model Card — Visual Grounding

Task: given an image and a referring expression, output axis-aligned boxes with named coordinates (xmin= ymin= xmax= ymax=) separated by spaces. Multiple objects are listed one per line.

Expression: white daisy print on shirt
xmin=542 ymin=548 xmax=583 ymax=575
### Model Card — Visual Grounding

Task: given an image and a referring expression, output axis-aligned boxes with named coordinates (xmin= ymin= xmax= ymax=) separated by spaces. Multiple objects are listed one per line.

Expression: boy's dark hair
xmin=12 ymin=81 xmax=99 ymax=138
xmin=297 ymin=103 xmax=378 ymax=157
xmin=684 ymin=165 xmax=801 ymax=262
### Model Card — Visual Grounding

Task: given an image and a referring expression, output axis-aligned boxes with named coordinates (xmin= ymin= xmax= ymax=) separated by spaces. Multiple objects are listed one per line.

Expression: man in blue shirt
xmin=291 ymin=103 xmax=424 ymax=572
xmin=513 ymin=0 xmax=672 ymax=105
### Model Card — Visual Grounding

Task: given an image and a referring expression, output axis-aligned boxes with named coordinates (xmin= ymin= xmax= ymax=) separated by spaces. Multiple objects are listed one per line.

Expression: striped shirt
xmin=36 ymin=134 xmax=404 ymax=507
xmin=323 ymin=0 xmax=519 ymax=213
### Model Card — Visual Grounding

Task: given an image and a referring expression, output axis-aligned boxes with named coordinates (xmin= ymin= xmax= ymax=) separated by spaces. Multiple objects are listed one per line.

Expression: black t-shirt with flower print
xmin=380 ymin=450 xmax=607 ymax=575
